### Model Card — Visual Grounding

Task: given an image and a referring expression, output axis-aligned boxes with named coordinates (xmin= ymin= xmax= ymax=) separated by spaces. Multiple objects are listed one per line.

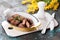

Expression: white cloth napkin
xmin=33 ymin=1 xmax=58 ymax=34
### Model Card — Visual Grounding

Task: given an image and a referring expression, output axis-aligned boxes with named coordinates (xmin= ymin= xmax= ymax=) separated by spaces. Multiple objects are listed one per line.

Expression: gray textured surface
xmin=0 ymin=0 xmax=60 ymax=40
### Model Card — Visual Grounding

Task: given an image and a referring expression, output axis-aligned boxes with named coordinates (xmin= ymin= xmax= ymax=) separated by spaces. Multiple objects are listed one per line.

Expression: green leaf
xmin=36 ymin=0 xmax=42 ymax=2
xmin=58 ymin=0 xmax=60 ymax=3
xmin=43 ymin=0 xmax=51 ymax=4
xmin=36 ymin=0 xmax=51 ymax=5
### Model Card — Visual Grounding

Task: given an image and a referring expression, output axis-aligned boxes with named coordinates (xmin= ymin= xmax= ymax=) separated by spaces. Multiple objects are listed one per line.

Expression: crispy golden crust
xmin=14 ymin=27 xmax=36 ymax=32
xmin=9 ymin=23 xmax=41 ymax=32
xmin=9 ymin=24 xmax=36 ymax=32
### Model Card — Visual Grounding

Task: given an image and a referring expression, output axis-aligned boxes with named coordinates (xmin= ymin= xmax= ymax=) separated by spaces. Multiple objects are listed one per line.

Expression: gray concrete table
xmin=0 ymin=0 xmax=60 ymax=40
